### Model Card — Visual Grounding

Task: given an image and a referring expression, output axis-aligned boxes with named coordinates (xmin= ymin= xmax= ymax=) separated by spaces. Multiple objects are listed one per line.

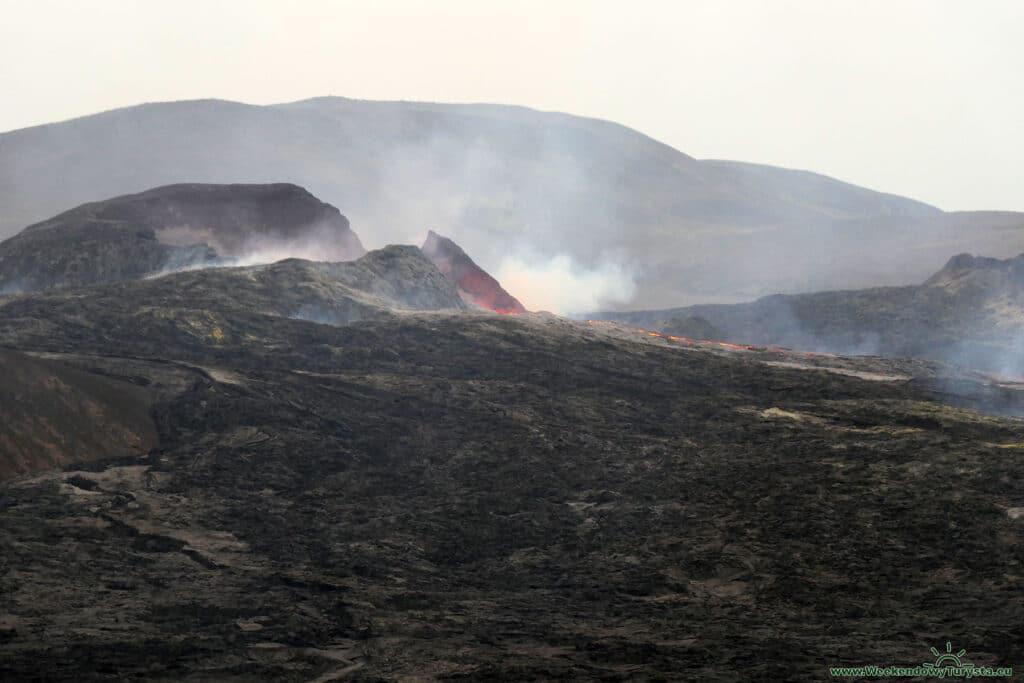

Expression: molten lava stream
xmin=463 ymin=292 xmax=525 ymax=315
xmin=586 ymin=319 xmax=775 ymax=354
xmin=458 ymin=271 xmax=527 ymax=315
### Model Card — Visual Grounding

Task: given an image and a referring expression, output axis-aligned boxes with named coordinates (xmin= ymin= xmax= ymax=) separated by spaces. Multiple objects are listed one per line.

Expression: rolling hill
xmin=3 ymin=97 xmax=1022 ymax=308
xmin=597 ymin=252 xmax=1024 ymax=376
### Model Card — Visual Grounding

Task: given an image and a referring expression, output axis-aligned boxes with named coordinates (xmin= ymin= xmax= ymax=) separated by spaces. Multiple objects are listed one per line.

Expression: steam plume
xmin=495 ymin=254 xmax=636 ymax=315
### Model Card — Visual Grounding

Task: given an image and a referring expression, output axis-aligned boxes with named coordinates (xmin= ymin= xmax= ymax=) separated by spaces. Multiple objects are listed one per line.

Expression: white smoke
xmin=495 ymin=254 xmax=636 ymax=315
xmin=229 ymin=242 xmax=340 ymax=267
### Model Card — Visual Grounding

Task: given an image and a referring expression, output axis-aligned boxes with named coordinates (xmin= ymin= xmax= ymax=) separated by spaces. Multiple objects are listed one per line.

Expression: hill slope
xmin=598 ymin=252 xmax=1024 ymax=375
xmin=0 ymin=245 xmax=466 ymax=483
xmin=0 ymin=349 xmax=162 ymax=481
xmin=1 ymin=255 xmax=1023 ymax=678
xmin=3 ymin=97 xmax=1021 ymax=307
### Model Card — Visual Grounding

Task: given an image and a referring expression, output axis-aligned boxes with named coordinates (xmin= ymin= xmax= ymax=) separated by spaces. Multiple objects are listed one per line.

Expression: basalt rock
xmin=599 ymin=252 xmax=1024 ymax=375
xmin=0 ymin=183 xmax=365 ymax=293
xmin=421 ymin=230 xmax=526 ymax=314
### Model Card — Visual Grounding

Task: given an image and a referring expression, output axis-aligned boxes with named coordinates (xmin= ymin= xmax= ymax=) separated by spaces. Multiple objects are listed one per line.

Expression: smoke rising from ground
xmin=4 ymin=98 xmax=1024 ymax=312
xmin=226 ymin=237 xmax=352 ymax=268
xmin=495 ymin=254 xmax=636 ymax=315
xmin=600 ymin=252 xmax=1024 ymax=381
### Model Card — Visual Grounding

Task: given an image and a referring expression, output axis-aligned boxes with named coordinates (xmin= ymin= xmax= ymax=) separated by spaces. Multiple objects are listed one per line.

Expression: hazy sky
xmin=1 ymin=0 xmax=1020 ymax=211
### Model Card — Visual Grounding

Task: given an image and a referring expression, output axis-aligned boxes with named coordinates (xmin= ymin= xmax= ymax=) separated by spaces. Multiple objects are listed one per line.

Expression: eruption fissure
xmin=585 ymin=319 xmax=824 ymax=357
xmin=421 ymin=230 xmax=526 ymax=315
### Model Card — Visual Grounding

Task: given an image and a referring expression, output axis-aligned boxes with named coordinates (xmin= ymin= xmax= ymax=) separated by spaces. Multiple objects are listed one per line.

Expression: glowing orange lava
xmin=585 ymin=319 xmax=788 ymax=354
xmin=422 ymin=231 xmax=527 ymax=315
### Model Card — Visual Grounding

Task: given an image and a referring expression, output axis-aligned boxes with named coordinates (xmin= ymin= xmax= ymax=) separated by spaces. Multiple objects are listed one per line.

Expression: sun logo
xmin=923 ymin=641 xmax=973 ymax=670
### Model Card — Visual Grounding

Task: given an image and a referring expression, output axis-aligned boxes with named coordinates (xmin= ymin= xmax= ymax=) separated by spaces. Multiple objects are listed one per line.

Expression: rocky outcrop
xmin=924 ymin=252 xmax=1024 ymax=291
xmin=0 ymin=183 xmax=365 ymax=293
xmin=421 ymin=230 xmax=526 ymax=314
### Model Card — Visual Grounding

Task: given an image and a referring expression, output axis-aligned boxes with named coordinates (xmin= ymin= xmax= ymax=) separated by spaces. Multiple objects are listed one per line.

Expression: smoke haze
xmin=5 ymin=98 xmax=1022 ymax=312
xmin=496 ymin=254 xmax=635 ymax=315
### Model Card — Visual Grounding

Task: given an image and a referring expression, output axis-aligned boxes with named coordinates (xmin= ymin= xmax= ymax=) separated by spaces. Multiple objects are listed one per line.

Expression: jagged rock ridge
xmin=421 ymin=230 xmax=526 ymax=314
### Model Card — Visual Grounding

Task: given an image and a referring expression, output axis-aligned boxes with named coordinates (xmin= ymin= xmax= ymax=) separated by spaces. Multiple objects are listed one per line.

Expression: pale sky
xmin=1 ymin=0 xmax=1021 ymax=211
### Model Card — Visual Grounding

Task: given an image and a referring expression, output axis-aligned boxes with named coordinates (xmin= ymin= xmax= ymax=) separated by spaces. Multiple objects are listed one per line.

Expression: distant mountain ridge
xmin=1 ymin=97 xmax=1021 ymax=307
